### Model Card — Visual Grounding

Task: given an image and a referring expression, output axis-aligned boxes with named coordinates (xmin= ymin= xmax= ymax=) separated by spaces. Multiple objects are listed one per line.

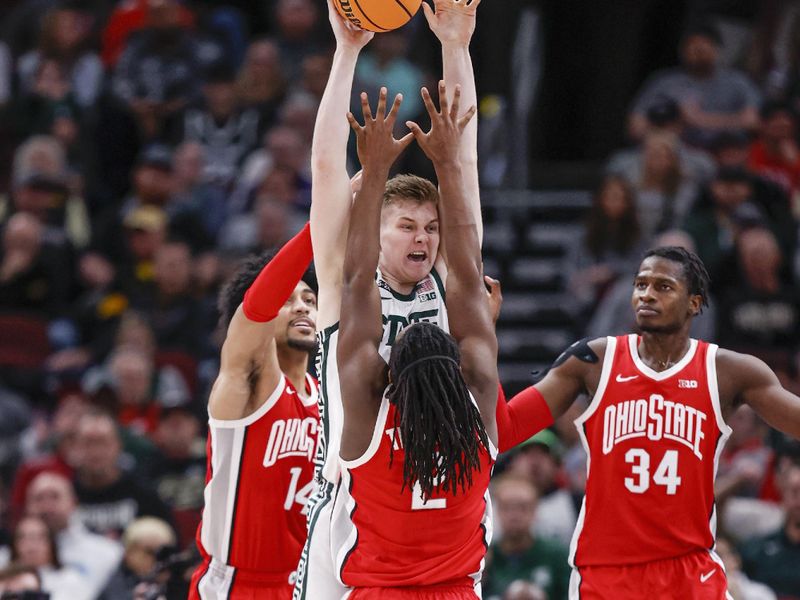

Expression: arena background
xmin=0 ymin=1 xmax=798 ymax=598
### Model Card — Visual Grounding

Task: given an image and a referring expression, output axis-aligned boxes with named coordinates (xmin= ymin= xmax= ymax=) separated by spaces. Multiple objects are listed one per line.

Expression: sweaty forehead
xmin=636 ymin=256 xmax=686 ymax=283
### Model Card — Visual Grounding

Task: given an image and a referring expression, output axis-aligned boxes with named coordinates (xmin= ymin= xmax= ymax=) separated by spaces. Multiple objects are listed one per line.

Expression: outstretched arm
xmin=209 ymin=224 xmax=313 ymax=420
xmin=720 ymin=349 xmax=800 ymax=439
xmin=408 ymin=82 xmax=497 ymax=433
xmin=338 ymin=90 xmax=414 ymax=458
xmin=311 ymin=1 xmax=374 ymax=329
xmin=424 ymin=0 xmax=482 ymax=248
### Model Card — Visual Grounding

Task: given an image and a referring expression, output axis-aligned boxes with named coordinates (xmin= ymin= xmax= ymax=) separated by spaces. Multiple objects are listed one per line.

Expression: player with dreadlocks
xmin=329 ymin=82 xmax=497 ymax=599
xmin=492 ymin=244 xmax=800 ymax=599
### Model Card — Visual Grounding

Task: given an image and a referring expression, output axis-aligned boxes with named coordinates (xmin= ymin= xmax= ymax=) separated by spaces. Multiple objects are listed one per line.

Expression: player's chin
xmin=287 ymin=333 xmax=317 ymax=353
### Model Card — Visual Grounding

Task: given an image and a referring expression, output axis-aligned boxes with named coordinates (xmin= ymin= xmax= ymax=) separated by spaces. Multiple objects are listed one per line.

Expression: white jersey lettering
xmin=602 ymin=394 xmax=707 ymax=460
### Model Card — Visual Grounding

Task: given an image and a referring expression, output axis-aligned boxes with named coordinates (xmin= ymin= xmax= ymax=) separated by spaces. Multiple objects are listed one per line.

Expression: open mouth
xmin=407 ymin=251 xmax=427 ymax=263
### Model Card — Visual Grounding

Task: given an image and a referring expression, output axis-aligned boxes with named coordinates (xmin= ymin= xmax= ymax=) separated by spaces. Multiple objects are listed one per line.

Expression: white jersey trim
xmin=569 ymin=335 xmax=615 ymax=567
xmin=574 ymin=336 xmax=617 ymax=427
xmin=208 ymin=374 xmax=286 ymax=428
xmin=340 ymin=394 xmax=390 ymax=469
xmin=628 ymin=334 xmax=698 ymax=381
xmin=707 ymin=343 xmax=732 ymax=540
xmin=300 ymin=373 xmax=319 ymax=408
xmin=706 ymin=344 xmax=732 ymax=436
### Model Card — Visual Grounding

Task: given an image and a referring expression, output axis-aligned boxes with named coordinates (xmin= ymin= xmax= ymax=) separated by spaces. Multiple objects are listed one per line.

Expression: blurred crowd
xmin=0 ymin=1 xmax=798 ymax=599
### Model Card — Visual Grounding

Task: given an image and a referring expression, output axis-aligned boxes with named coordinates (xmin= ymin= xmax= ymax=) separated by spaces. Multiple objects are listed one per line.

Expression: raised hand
xmin=422 ymin=0 xmax=481 ymax=46
xmin=328 ymin=0 xmax=374 ymax=49
xmin=406 ymin=81 xmax=476 ymax=168
xmin=347 ymin=87 xmax=414 ymax=174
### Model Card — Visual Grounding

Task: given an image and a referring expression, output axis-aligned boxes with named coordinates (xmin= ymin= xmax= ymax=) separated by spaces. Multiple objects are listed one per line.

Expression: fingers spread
xmin=386 ymin=93 xmax=403 ymax=125
xmin=457 ymin=105 xmax=477 ymax=131
xmin=420 ymin=86 xmax=437 ymax=118
xmin=360 ymin=92 xmax=373 ymax=121
xmin=376 ymin=87 xmax=388 ymax=120
xmin=437 ymin=80 xmax=449 ymax=116
xmin=346 ymin=111 xmax=361 ymax=132
xmin=450 ymin=84 xmax=462 ymax=121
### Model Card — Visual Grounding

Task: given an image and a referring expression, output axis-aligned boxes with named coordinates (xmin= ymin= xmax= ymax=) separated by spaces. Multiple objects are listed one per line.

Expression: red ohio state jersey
xmin=195 ymin=374 xmax=319 ymax=582
xmin=330 ymin=395 xmax=496 ymax=590
xmin=570 ymin=335 xmax=732 ymax=567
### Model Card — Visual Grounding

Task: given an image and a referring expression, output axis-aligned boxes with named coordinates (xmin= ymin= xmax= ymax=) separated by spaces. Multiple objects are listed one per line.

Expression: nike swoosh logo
xmin=616 ymin=374 xmax=639 ymax=382
xmin=700 ymin=569 xmax=715 ymax=583
xmin=286 ymin=388 xmax=295 ymax=395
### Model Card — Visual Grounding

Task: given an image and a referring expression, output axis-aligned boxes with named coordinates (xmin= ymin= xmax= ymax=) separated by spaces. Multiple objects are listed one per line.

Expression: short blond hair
xmin=122 ymin=517 xmax=176 ymax=549
xmin=382 ymin=174 xmax=438 ymax=208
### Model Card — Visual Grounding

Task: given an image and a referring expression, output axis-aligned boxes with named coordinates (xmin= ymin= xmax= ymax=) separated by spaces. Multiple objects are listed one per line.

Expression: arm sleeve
xmin=495 ymin=384 xmax=555 ymax=453
xmin=242 ymin=222 xmax=313 ymax=322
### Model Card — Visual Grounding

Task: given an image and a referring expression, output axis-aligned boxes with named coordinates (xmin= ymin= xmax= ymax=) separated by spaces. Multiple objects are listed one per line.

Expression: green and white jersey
xmin=313 ymin=267 xmax=449 ymax=484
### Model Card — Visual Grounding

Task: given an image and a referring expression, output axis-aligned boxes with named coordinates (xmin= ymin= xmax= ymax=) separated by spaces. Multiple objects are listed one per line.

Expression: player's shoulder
xmin=549 ymin=336 xmax=608 ymax=376
xmin=714 ymin=347 xmax=772 ymax=382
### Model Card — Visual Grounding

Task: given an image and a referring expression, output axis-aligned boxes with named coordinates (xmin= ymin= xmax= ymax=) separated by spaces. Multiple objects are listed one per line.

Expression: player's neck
xmin=378 ymin=265 xmax=417 ymax=296
xmin=638 ymin=331 xmax=692 ymax=372
xmin=277 ymin=347 xmax=310 ymax=399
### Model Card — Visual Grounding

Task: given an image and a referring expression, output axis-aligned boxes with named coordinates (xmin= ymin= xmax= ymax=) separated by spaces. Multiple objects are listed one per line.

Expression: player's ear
xmin=688 ymin=294 xmax=702 ymax=317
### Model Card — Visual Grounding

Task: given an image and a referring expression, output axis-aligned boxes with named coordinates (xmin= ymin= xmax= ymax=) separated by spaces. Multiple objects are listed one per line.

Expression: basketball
xmin=334 ymin=0 xmax=422 ymax=32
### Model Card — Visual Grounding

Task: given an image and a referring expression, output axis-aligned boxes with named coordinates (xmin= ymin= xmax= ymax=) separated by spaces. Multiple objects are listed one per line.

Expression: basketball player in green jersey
xmin=293 ymin=2 xmax=484 ymax=599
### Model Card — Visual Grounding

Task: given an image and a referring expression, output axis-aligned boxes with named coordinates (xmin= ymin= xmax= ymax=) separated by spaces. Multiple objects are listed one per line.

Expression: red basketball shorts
xmin=347 ymin=583 xmax=478 ymax=599
xmin=570 ymin=550 xmax=730 ymax=599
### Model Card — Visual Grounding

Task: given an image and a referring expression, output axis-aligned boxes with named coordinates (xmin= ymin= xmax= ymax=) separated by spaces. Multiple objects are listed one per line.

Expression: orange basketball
xmin=334 ymin=0 xmax=422 ymax=32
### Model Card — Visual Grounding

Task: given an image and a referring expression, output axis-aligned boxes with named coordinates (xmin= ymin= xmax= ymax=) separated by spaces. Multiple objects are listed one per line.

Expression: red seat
xmin=0 ymin=313 xmax=51 ymax=369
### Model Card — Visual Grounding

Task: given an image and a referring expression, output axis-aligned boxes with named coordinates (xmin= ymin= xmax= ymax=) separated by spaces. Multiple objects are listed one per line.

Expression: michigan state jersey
xmin=314 ymin=267 xmax=449 ymax=483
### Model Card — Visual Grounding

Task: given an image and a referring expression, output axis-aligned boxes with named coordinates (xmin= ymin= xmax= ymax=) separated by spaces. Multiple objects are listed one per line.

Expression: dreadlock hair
xmin=386 ymin=322 xmax=489 ymax=500
xmin=643 ymin=246 xmax=710 ymax=312
xmin=217 ymin=251 xmax=317 ymax=329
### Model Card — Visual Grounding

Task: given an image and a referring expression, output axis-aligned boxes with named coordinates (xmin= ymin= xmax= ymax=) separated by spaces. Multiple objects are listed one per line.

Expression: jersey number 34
xmin=624 ymin=448 xmax=682 ymax=495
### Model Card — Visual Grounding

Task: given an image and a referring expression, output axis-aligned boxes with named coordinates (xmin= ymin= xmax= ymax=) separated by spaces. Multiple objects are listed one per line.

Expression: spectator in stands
xmin=237 ymin=38 xmax=286 ymax=127
xmin=4 ymin=135 xmax=90 ymax=250
xmin=102 ymin=0 xmax=196 ymax=69
xmin=0 ymin=212 xmax=69 ymax=318
xmin=740 ymin=459 xmax=800 ymax=599
xmin=10 ymin=514 xmax=87 ymax=600
xmin=718 ymin=405 xmax=775 ymax=502
xmin=628 ymin=22 xmax=760 ymax=148
xmin=608 ymin=96 xmax=716 ymax=186
xmin=171 ymin=141 xmax=227 ymax=243
xmin=748 ymin=100 xmax=800 ymax=199
xmin=71 ymin=411 xmax=173 ymax=539
xmin=484 ymin=475 xmax=569 ymax=600
xmin=142 ymin=405 xmax=205 ymax=547
xmin=13 ymin=58 xmax=83 ymax=149
xmin=0 ymin=563 xmax=41 ymax=596
xmin=299 ymin=52 xmax=332 ymax=101
xmin=716 ymin=535 xmax=776 ymax=600
xmin=131 ymin=239 xmax=208 ymax=358
xmin=621 ymin=131 xmax=699 ymax=240
xmin=714 ymin=227 xmax=800 ymax=370
xmin=16 ymin=4 xmax=102 ymax=109
xmin=99 ymin=516 xmax=176 ymax=600
xmin=707 ymin=132 xmax=798 ymax=263
xmin=112 ymin=0 xmax=204 ymax=141
xmin=504 ymin=430 xmax=576 ymax=548
xmin=9 ymin=391 xmax=88 ymax=522
xmin=107 ymin=346 xmax=160 ymax=436
xmin=273 ymin=0 xmax=324 ymax=81
xmin=354 ymin=29 xmax=424 ymax=126
xmin=177 ymin=62 xmax=261 ymax=190
xmin=683 ymin=166 xmax=767 ymax=286
xmin=25 ymin=471 xmax=122 ymax=597
xmin=565 ymin=175 xmax=642 ymax=323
